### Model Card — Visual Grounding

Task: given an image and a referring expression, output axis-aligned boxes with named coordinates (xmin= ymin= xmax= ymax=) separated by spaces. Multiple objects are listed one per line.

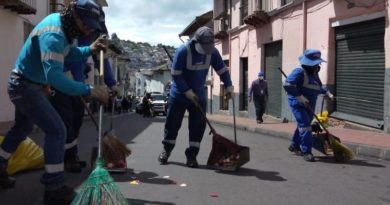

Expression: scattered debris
xmin=129 ymin=180 xmax=140 ymax=185
xmin=210 ymin=192 xmax=219 ymax=197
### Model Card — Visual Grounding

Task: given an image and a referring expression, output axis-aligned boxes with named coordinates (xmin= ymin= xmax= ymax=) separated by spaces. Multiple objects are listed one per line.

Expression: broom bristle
xmin=329 ymin=136 xmax=354 ymax=163
xmin=106 ymin=134 xmax=131 ymax=157
xmin=71 ymin=159 xmax=128 ymax=205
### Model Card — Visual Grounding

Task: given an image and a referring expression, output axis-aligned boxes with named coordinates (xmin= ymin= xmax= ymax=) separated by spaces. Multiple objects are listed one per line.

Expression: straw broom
xmin=71 ymin=50 xmax=128 ymax=205
xmin=278 ymin=67 xmax=354 ymax=163
xmin=80 ymin=98 xmax=131 ymax=165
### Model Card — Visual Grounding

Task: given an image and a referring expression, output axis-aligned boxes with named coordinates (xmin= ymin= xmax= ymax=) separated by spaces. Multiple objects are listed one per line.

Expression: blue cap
xmin=192 ymin=26 xmax=215 ymax=55
xmin=258 ymin=71 xmax=264 ymax=77
xmin=299 ymin=49 xmax=326 ymax=66
xmin=74 ymin=0 xmax=102 ymax=31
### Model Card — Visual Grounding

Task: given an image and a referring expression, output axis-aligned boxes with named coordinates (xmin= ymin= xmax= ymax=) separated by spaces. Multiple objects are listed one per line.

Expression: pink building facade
xmin=211 ymin=0 xmax=390 ymax=133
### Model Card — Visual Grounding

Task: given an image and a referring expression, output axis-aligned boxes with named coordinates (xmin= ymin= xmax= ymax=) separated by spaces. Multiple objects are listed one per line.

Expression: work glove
xmin=90 ymin=35 xmax=108 ymax=54
xmin=110 ymin=85 xmax=120 ymax=97
xmin=88 ymin=85 xmax=110 ymax=104
xmin=224 ymin=86 xmax=234 ymax=100
xmin=325 ymin=90 xmax=334 ymax=101
xmin=296 ymin=95 xmax=310 ymax=108
xmin=184 ymin=89 xmax=199 ymax=105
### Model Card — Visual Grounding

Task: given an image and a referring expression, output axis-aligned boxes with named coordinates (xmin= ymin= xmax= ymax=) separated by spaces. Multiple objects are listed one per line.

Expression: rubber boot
xmin=0 ymin=160 xmax=15 ymax=189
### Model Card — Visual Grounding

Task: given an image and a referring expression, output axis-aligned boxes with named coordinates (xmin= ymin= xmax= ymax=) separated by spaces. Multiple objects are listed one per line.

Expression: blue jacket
xmin=64 ymin=37 xmax=116 ymax=87
xmin=283 ymin=67 xmax=327 ymax=106
xmin=14 ymin=13 xmax=91 ymax=96
xmin=170 ymin=40 xmax=233 ymax=102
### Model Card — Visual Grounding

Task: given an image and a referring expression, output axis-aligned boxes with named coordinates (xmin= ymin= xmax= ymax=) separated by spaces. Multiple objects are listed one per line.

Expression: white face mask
xmin=258 ymin=76 xmax=264 ymax=80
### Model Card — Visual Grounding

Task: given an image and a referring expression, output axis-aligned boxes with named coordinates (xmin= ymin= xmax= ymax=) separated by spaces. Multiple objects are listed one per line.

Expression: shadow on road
xmin=167 ymin=161 xmax=211 ymax=170
xmin=215 ymin=167 xmax=287 ymax=182
xmin=111 ymin=169 xmax=174 ymax=185
xmin=127 ymin=198 xmax=176 ymax=205
xmin=316 ymin=156 xmax=387 ymax=168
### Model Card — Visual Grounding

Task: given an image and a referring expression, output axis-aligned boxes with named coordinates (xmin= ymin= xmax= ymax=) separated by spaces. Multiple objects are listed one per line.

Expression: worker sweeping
xmin=283 ymin=49 xmax=334 ymax=162
xmin=49 ymin=8 xmax=119 ymax=173
xmin=0 ymin=1 xmax=109 ymax=204
xmin=158 ymin=26 xmax=234 ymax=168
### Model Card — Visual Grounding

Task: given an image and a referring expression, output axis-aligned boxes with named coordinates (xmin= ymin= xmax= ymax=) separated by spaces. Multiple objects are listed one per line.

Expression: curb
xmin=208 ymin=119 xmax=390 ymax=162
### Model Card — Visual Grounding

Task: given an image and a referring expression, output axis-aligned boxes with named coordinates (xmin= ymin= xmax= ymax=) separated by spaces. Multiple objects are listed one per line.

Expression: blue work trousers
xmin=162 ymin=98 xmax=206 ymax=160
xmin=0 ymin=73 xmax=66 ymax=188
xmin=50 ymin=91 xmax=84 ymax=160
xmin=289 ymin=103 xmax=315 ymax=154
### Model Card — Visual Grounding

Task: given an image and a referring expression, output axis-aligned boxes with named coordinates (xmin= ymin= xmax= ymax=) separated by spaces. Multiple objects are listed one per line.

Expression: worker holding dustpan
xmin=158 ymin=26 xmax=234 ymax=168
xmin=283 ymin=49 xmax=334 ymax=162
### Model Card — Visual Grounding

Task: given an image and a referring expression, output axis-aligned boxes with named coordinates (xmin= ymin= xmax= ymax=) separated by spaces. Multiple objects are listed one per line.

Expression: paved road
xmin=1 ymin=112 xmax=390 ymax=205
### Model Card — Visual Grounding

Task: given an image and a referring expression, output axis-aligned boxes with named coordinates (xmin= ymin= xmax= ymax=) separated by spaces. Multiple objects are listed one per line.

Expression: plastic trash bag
xmin=0 ymin=136 xmax=44 ymax=175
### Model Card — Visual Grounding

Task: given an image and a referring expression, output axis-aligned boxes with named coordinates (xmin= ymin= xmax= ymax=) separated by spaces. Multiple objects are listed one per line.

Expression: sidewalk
xmin=206 ymin=113 xmax=390 ymax=161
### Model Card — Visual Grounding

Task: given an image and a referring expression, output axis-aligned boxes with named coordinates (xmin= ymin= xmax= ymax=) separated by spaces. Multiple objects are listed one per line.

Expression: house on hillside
xmin=212 ymin=0 xmax=390 ymax=132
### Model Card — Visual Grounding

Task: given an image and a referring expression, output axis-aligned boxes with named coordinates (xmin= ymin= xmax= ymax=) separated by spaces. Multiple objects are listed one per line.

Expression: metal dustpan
xmin=204 ymin=97 xmax=250 ymax=171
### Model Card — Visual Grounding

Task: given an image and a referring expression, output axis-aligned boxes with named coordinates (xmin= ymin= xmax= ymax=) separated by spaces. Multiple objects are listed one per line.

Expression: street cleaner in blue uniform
xmin=49 ymin=8 xmax=119 ymax=173
xmin=0 ymin=0 xmax=109 ymax=204
xmin=283 ymin=49 xmax=334 ymax=162
xmin=158 ymin=26 xmax=234 ymax=168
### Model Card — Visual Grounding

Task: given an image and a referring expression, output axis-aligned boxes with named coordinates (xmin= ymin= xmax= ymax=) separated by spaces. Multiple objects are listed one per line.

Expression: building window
xmin=240 ymin=0 xmax=248 ymax=25
xmin=220 ymin=60 xmax=230 ymax=110
xmin=240 ymin=58 xmax=248 ymax=111
xmin=223 ymin=0 xmax=232 ymax=30
xmin=281 ymin=0 xmax=293 ymax=6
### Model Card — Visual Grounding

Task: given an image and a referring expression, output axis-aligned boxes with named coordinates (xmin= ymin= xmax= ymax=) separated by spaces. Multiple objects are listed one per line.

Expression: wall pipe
xmin=303 ymin=0 xmax=307 ymax=51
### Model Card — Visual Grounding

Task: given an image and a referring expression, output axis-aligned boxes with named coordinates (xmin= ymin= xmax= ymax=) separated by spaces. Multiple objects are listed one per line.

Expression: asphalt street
xmin=1 ymin=112 xmax=390 ymax=205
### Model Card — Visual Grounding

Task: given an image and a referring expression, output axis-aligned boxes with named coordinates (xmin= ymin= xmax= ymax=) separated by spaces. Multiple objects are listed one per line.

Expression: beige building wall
xmin=0 ymin=1 xmax=50 ymax=122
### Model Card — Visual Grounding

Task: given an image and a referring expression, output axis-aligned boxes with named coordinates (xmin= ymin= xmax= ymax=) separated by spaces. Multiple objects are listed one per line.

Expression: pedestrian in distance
xmin=142 ymin=93 xmax=153 ymax=117
xmin=49 ymin=7 xmax=118 ymax=173
xmin=283 ymin=49 xmax=334 ymax=162
xmin=0 ymin=1 xmax=109 ymax=204
xmin=158 ymin=26 xmax=234 ymax=168
xmin=249 ymin=71 xmax=268 ymax=124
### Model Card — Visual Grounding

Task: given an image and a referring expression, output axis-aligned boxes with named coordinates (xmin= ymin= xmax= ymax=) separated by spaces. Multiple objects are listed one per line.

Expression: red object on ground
xmin=210 ymin=193 xmax=219 ymax=197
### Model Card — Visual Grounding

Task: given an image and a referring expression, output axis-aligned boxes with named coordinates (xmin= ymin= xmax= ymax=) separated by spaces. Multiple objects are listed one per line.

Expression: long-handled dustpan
xmin=202 ymin=97 xmax=250 ymax=171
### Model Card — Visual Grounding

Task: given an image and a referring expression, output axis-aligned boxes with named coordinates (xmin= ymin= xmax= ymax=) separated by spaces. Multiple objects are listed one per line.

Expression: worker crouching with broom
xmin=283 ymin=49 xmax=334 ymax=162
xmin=158 ymin=26 xmax=234 ymax=168
xmin=0 ymin=1 xmax=109 ymax=204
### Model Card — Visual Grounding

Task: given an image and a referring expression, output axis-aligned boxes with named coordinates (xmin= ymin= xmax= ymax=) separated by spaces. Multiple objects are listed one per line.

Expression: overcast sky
xmin=103 ymin=0 xmax=212 ymax=47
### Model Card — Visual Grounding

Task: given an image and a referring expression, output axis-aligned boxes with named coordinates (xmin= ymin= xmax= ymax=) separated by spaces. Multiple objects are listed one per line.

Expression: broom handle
xmin=80 ymin=97 xmax=99 ymax=130
xmin=110 ymin=96 xmax=115 ymax=131
xmin=98 ymin=49 xmax=104 ymax=158
xmin=193 ymin=101 xmax=217 ymax=135
xmin=320 ymin=95 xmax=325 ymax=117
xmin=278 ymin=67 xmax=332 ymax=136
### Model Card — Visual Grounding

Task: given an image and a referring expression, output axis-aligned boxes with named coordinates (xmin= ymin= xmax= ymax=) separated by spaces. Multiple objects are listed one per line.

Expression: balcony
xmin=0 ymin=0 xmax=36 ymax=14
xmin=243 ymin=0 xmax=269 ymax=27
xmin=214 ymin=13 xmax=229 ymax=40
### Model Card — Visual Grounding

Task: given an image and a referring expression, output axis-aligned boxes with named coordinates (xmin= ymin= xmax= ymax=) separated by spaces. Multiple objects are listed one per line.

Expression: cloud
xmin=104 ymin=0 xmax=212 ymax=47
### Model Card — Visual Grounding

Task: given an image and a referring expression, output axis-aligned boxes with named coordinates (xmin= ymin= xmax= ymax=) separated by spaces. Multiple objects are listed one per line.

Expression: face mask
xmin=259 ymin=76 xmax=264 ymax=80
